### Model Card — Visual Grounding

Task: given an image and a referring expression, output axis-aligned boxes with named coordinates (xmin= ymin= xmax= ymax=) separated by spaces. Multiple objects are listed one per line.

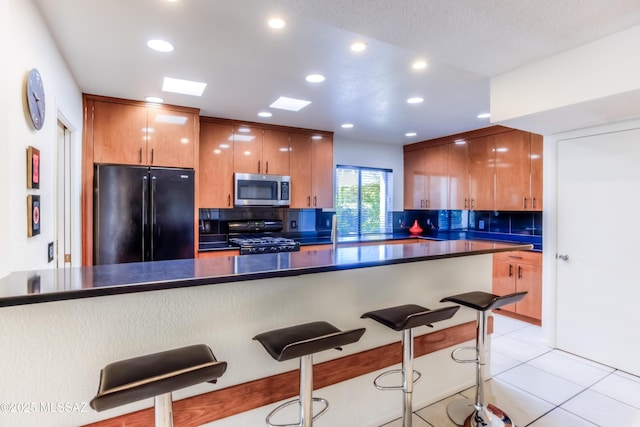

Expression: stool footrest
xmin=451 ymin=346 xmax=478 ymax=364
xmin=373 ymin=368 xmax=422 ymax=391
xmin=266 ymin=397 xmax=329 ymax=427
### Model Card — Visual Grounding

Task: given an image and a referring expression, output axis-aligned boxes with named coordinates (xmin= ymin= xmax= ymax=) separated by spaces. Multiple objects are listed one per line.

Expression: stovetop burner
xmin=227 ymin=220 xmax=300 ymax=254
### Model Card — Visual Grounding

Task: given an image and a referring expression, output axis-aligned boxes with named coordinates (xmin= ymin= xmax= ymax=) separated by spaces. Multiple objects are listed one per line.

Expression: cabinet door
xmin=515 ymin=263 xmax=542 ymax=320
xmin=448 ymin=142 xmax=470 ymax=209
xmin=492 ymin=259 xmax=517 ymax=313
xmin=468 ymin=136 xmax=495 ymax=210
xmin=147 ymin=107 xmax=196 ymax=168
xmin=199 ymin=122 xmax=234 ymax=208
xmin=311 ymin=136 xmax=334 ymax=208
xmin=289 ymin=133 xmax=313 ymax=208
xmin=262 ymin=130 xmax=290 ymax=175
xmin=93 ymin=101 xmax=147 ymax=165
xmin=423 ymin=144 xmax=448 ymax=209
xmin=495 ymin=131 xmax=531 ymax=210
xmin=530 ymin=133 xmax=543 ymax=211
xmin=403 ymin=149 xmax=426 ymax=209
xmin=233 ymin=125 xmax=262 ymax=173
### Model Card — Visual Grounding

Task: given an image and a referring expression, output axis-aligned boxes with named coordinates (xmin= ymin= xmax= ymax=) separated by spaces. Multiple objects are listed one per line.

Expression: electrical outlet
xmin=290 ymin=220 xmax=297 ymax=229
xmin=47 ymin=242 xmax=54 ymax=263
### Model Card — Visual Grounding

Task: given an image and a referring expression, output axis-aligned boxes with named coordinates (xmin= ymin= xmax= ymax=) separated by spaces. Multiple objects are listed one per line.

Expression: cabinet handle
xmin=151 ymin=148 xmax=154 ymax=164
xmin=471 ymin=198 xmax=475 ymax=209
xmin=508 ymin=264 xmax=513 ymax=277
xmin=523 ymin=197 xmax=527 ymax=209
xmin=258 ymin=160 xmax=261 ymax=173
xmin=266 ymin=161 xmax=269 ymax=174
xmin=313 ymin=196 xmax=317 ymax=207
xmin=139 ymin=148 xmax=142 ymax=163
xmin=425 ymin=199 xmax=430 ymax=209
xmin=227 ymin=194 xmax=231 ymax=207
xmin=518 ymin=266 xmax=522 ymax=279
xmin=464 ymin=198 xmax=468 ymax=209
xmin=307 ymin=196 xmax=311 ymax=207
xmin=533 ymin=197 xmax=537 ymax=209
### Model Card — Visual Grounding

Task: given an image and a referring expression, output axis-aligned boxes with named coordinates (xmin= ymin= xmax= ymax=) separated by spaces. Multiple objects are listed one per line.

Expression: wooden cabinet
xmin=198 ymin=250 xmax=238 ymax=258
xmin=233 ymin=127 xmax=290 ymax=175
xmin=468 ymin=136 xmax=495 ymax=210
xmin=403 ymin=145 xmax=448 ymax=210
xmin=91 ymin=98 xmax=197 ymax=168
xmin=290 ymin=133 xmax=334 ymax=208
xmin=492 ymin=251 xmax=542 ymax=323
xmin=200 ymin=121 xmax=234 ymax=208
xmin=530 ymin=133 xmax=543 ymax=210
xmin=448 ymin=142 xmax=470 ymax=209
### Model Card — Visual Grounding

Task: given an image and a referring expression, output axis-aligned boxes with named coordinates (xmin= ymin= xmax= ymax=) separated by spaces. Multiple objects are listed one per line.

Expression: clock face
xmin=26 ymin=68 xmax=45 ymax=130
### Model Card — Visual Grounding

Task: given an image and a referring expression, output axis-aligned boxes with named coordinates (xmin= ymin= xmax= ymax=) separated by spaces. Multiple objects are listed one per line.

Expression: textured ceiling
xmin=34 ymin=0 xmax=640 ymax=144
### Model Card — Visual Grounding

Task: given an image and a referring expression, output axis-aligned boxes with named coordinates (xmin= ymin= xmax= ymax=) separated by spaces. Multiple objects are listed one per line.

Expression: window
xmin=335 ymin=165 xmax=393 ymax=235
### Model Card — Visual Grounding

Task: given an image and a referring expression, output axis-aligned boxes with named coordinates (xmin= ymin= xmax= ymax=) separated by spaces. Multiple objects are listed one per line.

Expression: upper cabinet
xmin=233 ymin=127 xmax=290 ymax=175
xmin=199 ymin=121 xmax=234 ymax=208
xmin=403 ymin=145 xmax=448 ymax=210
xmin=89 ymin=96 xmax=197 ymax=168
xmin=404 ymin=126 xmax=543 ymax=212
xmin=290 ymin=133 xmax=334 ymax=208
xmin=468 ymin=136 xmax=496 ymax=211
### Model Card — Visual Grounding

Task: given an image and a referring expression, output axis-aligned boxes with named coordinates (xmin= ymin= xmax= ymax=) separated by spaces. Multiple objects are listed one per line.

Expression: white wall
xmin=0 ymin=0 xmax=83 ymax=278
xmin=333 ymin=136 xmax=405 ymax=211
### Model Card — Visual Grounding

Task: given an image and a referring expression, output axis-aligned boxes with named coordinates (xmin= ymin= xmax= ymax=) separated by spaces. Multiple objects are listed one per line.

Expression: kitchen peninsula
xmin=0 ymin=240 xmax=531 ymax=427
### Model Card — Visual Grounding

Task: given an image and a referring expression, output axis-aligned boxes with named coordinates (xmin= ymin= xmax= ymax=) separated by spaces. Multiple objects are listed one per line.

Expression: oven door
xmin=234 ymin=173 xmax=289 ymax=206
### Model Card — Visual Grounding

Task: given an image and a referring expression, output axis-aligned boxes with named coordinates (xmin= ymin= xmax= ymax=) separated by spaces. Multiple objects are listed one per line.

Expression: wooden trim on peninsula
xmin=82 ymin=318 xmax=492 ymax=427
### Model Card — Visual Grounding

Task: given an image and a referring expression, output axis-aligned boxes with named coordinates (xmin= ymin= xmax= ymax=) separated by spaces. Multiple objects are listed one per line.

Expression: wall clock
xmin=26 ymin=68 xmax=45 ymax=130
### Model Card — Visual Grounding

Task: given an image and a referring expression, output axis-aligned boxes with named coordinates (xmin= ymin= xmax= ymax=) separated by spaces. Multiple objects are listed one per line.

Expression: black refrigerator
xmin=94 ymin=165 xmax=195 ymax=265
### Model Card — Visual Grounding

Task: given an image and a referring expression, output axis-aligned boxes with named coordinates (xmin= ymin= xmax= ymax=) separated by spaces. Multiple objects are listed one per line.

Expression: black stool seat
xmin=90 ymin=344 xmax=227 ymax=412
xmin=440 ymin=291 xmax=527 ymax=312
xmin=254 ymin=321 xmax=366 ymax=362
xmin=361 ymin=304 xmax=460 ymax=331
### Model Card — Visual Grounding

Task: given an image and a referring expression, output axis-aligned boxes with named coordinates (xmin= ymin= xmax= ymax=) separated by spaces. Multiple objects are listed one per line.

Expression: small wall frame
xmin=27 ymin=146 xmax=40 ymax=189
xmin=27 ymin=195 xmax=41 ymax=237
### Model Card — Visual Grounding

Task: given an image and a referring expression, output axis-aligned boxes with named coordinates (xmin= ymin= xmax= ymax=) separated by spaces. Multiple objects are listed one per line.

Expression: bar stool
xmin=253 ymin=321 xmax=366 ymax=427
xmin=440 ymin=291 xmax=527 ymax=427
xmin=90 ymin=344 xmax=227 ymax=427
xmin=360 ymin=304 xmax=460 ymax=427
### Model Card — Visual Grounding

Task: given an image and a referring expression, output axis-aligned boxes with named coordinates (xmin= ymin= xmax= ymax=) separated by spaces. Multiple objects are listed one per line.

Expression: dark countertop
xmin=199 ymin=230 xmax=542 ymax=252
xmin=0 ymin=240 xmax=532 ymax=307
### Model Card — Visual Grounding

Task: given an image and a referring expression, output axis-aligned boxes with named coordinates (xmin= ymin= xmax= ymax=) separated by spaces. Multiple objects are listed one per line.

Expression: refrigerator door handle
xmin=151 ymin=176 xmax=157 ymax=260
xmin=142 ymin=175 xmax=148 ymax=261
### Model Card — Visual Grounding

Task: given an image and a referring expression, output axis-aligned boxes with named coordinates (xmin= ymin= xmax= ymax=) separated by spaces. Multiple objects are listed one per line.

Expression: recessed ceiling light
xmin=270 ymin=96 xmax=311 ymax=111
xmin=162 ymin=77 xmax=207 ymax=96
xmin=268 ymin=18 xmax=286 ymax=29
xmin=412 ymin=60 xmax=427 ymax=70
xmin=407 ymin=97 xmax=424 ymax=104
xmin=341 ymin=123 xmax=354 ymax=129
xmin=350 ymin=41 xmax=367 ymax=52
xmin=477 ymin=112 xmax=491 ymax=119
xmin=145 ymin=96 xmax=164 ymax=104
xmin=305 ymin=74 xmax=325 ymax=83
xmin=405 ymin=132 xmax=417 ymax=137
xmin=147 ymin=39 xmax=174 ymax=52
xmin=258 ymin=111 xmax=273 ymax=118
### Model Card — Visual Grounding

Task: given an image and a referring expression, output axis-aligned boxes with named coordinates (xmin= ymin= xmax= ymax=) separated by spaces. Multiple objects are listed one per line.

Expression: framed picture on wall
xmin=27 ymin=195 xmax=41 ymax=237
xmin=27 ymin=146 xmax=40 ymax=189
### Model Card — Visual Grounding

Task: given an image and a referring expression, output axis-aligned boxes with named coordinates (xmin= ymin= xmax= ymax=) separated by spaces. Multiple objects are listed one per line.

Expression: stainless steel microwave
xmin=234 ymin=173 xmax=290 ymax=206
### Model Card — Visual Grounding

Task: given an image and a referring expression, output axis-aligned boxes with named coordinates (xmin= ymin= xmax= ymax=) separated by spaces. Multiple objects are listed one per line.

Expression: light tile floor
xmin=380 ymin=314 xmax=640 ymax=427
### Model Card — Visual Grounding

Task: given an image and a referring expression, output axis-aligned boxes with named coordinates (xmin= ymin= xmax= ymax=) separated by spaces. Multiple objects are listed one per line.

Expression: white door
xmin=556 ymin=126 xmax=640 ymax=375
xmin=56 ymin=121 xmax=72 ymax=268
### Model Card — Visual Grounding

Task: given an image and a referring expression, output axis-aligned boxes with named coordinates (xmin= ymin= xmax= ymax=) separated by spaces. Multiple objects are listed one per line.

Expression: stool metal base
xmin=266 ymin=397 xmax=328 ymax=427
xmin=447 ymin=398 xmax=514 ymax=427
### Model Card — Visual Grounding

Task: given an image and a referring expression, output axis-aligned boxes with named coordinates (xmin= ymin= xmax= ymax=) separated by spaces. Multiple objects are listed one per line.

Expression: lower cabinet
xmin=492 ymin=251 xmax=542 ymax=323
xmin=198 ymin=250 xmax=239 ymax=258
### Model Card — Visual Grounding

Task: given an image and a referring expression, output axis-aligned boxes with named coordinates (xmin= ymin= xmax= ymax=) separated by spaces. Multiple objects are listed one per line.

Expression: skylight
xmin=162 ymin=77 xmax=207 ymax=96
xmin=269 ymin=96 xmax=311 ymax=112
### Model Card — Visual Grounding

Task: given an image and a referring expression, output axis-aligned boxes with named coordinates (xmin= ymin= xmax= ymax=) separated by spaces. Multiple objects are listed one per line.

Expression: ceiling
xmin=34 ymin=0 xmax=640 ymax=144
